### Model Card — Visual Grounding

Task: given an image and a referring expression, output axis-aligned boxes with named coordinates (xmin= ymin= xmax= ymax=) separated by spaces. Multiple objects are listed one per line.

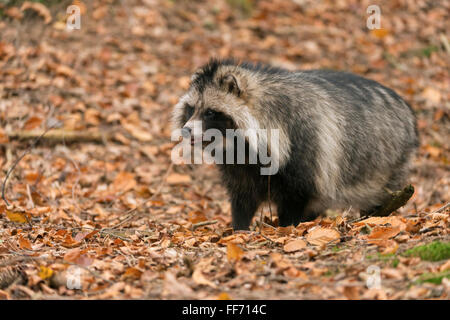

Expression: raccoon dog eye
xmin=204 ymin=109 xmax=217 ymax=119
xmin=185 ymin=104 xmax=194 ymax=118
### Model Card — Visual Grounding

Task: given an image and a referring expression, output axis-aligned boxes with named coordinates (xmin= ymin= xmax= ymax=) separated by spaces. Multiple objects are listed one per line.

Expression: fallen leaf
xmin=38 ymin=266 xmax=54 ymax=280
xmin=6 ymin=210 xmax=30 ymax=224
xmin=343 ymin=286 xmax=360 ymax=300
xmin=111 ymin=172 xmax=136 ymax=193
xmin=306 ymin=227 xmax=340 ymax=246
xmin=192 ymin=259 xmax=216 ymax=288
xmin=421 ymin=87 xmax=442 ymax=104
xmin=0 ymin=128 xmax=9 ymax=143
xmin=227 ymin=243 xmax=244 ymax=262
xmin=283 ymin=239 xmax=307 ymax=253
xmin=371 ymin=28 xmax=389 ymax=39
xmin=122 ymin=267 xmax=143 ymax=280
xmin=217 ymin=292 xmax=232 ymax=300
xmin=367 ymin=225 xmax=401 ymax=244
xmin=18 ymin=235 xmax=32 ymax=250
xmin=167 ymin=173 xmax=192 ymax=185
xmin=122 ymin=122 xmax=153 ymax=142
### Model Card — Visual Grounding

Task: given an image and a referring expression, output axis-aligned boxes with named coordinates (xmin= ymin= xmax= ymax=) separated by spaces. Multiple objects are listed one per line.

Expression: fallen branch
xmin=432 ymin=202 xmax=450 ymax=214
xmin=6 ymin=129 xmax=108 ymax=144
xmin=191 ymin=220 xmax=218 ymax=231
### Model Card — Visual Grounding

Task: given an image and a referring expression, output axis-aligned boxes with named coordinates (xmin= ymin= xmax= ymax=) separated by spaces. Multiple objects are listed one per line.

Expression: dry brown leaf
xmin=122 ymin=267 xmax=143 ymax=280
xmin=283 ymin=239 xmax=307 ymax=253
xmin=192 ymin=259 xmax=216 ymax=288
xmin=354 ymin=216 xmax=406 ymax=231
xmin=367 ymin=225 xmax=401 ymax=244
xmin=111 ymin=172 xmax=136 ymax=193
xmin=64 ymin=248 xmax=82 ymax=263
xmin=18 ymin=235 xmax=32 ymax=250
xmin=162 ymin=271 xmax=195 ymax=299
xmin=343 ymin=286 xmax=360 ymax=300
xmin=421 ymin=87 xmax=442 ymax=104
xmin=167 ymin=173 xmax=192 ymax=185
xmin=23 ymin=116 xmax=43 ymax=130
xmin=0 ymin=128 xmax=9 ymax=144
xmin=122 ymin=122 xmax=153 ymax=142
xmin=306 ymin=227 xmax=340 ymax=246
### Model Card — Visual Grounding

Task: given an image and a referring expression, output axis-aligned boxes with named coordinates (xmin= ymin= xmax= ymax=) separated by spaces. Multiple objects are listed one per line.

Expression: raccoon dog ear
xmin=191 ymin=69 xmax=203 ymax=82
xmin=220 ymin=73 xmax=241 ymax=97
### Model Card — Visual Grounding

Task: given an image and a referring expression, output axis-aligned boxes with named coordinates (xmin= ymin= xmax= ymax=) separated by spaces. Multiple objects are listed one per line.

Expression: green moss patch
xmin=416 ymin=270 xmax=450 ymax=285
xmin=403 ymin=241 xmax=450 ymax=261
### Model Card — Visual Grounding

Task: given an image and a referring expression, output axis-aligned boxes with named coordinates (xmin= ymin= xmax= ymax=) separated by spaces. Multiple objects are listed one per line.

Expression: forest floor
xmin=0 ymin=0 xmax=449 ymax=299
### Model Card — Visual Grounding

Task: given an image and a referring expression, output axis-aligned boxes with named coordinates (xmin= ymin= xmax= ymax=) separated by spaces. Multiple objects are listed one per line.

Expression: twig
xmin=262 ymin=221 xmax=276 ymax=229
xmin=268 ymin=175 xmax=273 ymax=223
xmin=431 ymin=202 xmax=450 ymax=214
xmin=6 ymin=129 xmax=108 ymax=143
xmin=2 ymin=126 xmax=55 ymax=207
xmin=106 ymin=162 xmax=174 ymax=229
xmin=191 ymin=220 xmax=218 ymax=230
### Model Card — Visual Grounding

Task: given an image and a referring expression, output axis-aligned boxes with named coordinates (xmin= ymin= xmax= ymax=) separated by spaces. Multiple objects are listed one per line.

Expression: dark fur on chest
xmin=218 ymin=140 xmax=319 ymax=230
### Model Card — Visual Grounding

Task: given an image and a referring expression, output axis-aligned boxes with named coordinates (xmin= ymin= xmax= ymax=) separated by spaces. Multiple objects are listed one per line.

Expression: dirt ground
xmin=0 ymin=0 xmax=449 ymax=299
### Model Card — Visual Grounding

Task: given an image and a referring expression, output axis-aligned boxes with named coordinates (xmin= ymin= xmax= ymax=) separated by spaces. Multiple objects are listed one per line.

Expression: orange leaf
xmin=306 ymin=227 xmax=341 ymax=246
xmin=18 ymin=235 xmax=32 ymax=250
xmin=371 ymin=28 xmax=389 ymax=39
xmin=217 ymin=292 xmax=232 ymax=300
xmin=24 ymin=116 xmax=43 ymax=130
xmin=227 ymin=243 xmax=244 ymax=262
xmin=188 ymin=211 xmax=207 ymax=224
xmin=0 ymin=128 xmax=9 ymax=143
xmin=367 ymin=225 xmax=401 ymax=241
xmin=6 ymin=210 xmax=30 ymax=223
xmin=122 ymin=267 xmax=143 ymax=280
xmin=62 ymin=233 xmax=79 ymax=248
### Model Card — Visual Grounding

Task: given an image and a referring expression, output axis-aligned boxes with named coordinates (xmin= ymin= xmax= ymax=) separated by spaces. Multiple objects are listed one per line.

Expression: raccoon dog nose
xmin=181 ymin=127 xmax=192 ymax=138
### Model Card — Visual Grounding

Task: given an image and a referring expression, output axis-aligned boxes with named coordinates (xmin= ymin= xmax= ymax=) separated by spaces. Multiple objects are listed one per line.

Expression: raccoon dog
xmin=172 ymin=59 xmax=419 ymax=230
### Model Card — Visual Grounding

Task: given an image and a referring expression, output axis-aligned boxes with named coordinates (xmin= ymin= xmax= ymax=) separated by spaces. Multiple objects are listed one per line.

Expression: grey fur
xmin=172 ymin=59 xmax=419 ymax=229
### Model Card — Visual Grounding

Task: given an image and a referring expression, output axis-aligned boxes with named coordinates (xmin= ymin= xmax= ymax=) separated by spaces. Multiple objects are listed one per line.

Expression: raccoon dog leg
xmin=231 ymin=191 xmax=262 ymax=230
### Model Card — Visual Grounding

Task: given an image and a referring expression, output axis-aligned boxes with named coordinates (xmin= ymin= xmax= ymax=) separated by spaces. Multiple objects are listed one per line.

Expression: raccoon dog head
xmin=172 ymin=59 xmax=288 ymax=174
xmin=172 ymin=59 xmax=254 ymax=145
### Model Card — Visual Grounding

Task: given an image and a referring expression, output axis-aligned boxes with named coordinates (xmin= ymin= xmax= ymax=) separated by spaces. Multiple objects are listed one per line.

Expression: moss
xmin=420 ymin=45 xmax=439 ymax=58
xmin=416 ymin=270 xmax=450 ymax=285
xmin=403 ymin=241 xmax=450 ymax=261
xmin=365 ymin=253 xmax=400 ymax=268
